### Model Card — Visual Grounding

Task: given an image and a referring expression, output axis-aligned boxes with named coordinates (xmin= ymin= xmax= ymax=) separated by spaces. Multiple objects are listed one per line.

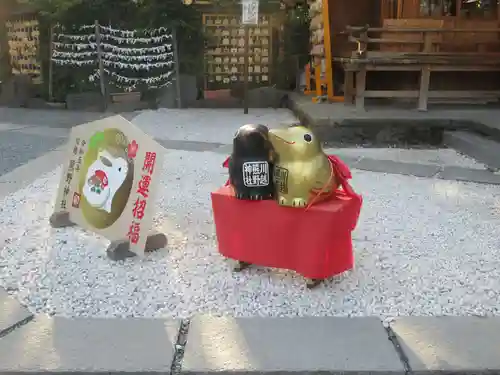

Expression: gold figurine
xmin=268 ymin=126 xmax=338 ymax=208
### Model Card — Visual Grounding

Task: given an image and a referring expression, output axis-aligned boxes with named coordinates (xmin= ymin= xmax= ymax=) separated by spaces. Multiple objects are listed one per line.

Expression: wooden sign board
xmin=51 ymin=115 xmax=166 ymax=259
xmin=242 ymin=0 xmax=259 ymax=25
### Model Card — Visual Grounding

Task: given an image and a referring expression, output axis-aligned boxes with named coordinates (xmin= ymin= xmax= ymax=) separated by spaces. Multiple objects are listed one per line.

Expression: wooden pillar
xmin=344 ymin=69 xmax=354 ymax=104
xmin=48 ymin=25 xmax=54 ymax=102
xmin=95 ymin=20 xmax=107 ymax=110
xmin=314 ymin=62 xmax=322 ymax=98
xmin=322 ymin=0 xmax=335 ymax=100
xmin=172 ymin=26 xmax=182 ymax=109
xmin=304 ymin=63 xmax=312 ymax=94
xmin=355 ymin=68 xmax=366 ymax=111
xmin=418 ymin=32 xmax=432 ymax=111
xmin=243 ymin=24 xmax=249 ymax=114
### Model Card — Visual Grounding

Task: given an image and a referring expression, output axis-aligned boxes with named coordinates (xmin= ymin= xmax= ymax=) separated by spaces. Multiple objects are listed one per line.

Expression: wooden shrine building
xmin=307 ymin=0 xmax=500 ymax=110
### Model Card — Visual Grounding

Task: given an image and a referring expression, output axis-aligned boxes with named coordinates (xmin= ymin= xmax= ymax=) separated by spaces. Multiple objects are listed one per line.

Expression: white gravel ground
xmin=133 ymin=108 xmax=298 ymax=143
xmin=1 ymin=148 xmax=500 ymax=319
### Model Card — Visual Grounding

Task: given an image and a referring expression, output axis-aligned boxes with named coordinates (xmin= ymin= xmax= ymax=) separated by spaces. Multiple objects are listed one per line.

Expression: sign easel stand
xmin=49 ymin=211 xmax=75 ymax=228
xmin=106 ymin=232 xmax=167 ymax=261
xmin=49 ymin=211 xmax=167 ymax=261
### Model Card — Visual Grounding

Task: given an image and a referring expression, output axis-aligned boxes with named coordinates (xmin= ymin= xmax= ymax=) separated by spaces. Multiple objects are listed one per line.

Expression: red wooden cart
xmin=212 ymin=156 xmax=362 ymax=288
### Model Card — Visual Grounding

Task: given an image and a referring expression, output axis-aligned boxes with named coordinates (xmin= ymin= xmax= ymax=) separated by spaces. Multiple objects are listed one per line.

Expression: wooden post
xmin=314 ymin=62 xmax=322 ymax=99
xmin=304 ymin=63 xmax=312 ymax=94
xmin=48 ymin=24 xmax=54 ymax=102
xmin=355 ymin=68 xmax=366 ymax=111
xmin=418 ymin=32 xmax=432 ymax=111
xmin=344 ymin=69 xmax=354 ymax=104
xmin=243 ymin=24 xmax=250 ymax=114
xmin=172 ymin=26 xmax=182 ymax=109
xmin=95 ymin=20 xmax=107 ymax=110
xmin=322 ymin=0 xmax=335 ymax=100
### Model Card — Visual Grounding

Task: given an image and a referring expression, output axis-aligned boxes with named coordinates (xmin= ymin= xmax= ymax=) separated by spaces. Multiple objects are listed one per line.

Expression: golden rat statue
xmin=268 ymin=126 xmax=338 ymax=208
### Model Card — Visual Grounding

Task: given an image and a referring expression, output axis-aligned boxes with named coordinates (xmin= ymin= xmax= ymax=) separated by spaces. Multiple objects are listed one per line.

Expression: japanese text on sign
xmin=242 ymin=0 xmax=259 ymax=25
xmin=127 ymin=148 xmax=158 ymax=245
xmin=61 ymin=137 xmax=87 ymax=210
xmin=242 ymin=161 xmax=269 ymax=187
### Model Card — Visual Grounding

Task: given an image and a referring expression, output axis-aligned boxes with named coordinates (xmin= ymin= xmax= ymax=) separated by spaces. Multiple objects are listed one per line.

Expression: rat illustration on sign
xmin=82 ymin=148 xmax=129 ymax=213
xmin=78 ymin=128 xmax=135 ymax=229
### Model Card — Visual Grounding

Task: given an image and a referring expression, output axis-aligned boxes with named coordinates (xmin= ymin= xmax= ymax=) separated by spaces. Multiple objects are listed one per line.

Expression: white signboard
xmin=242 ymin=0 xmax=259 ymax=25
xmin=53 ymin=115 xmax=164 ymax=257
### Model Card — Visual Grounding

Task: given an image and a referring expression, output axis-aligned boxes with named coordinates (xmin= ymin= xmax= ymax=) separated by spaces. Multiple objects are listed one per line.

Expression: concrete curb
xmin=1 ymin=291 xmax=500 ymax=375
xmin=289 ymin=93 xmax=500 ymax=179
xmin=443 ymin=130 xmax=500 ymax=172
xmin=346 ymin=156 xmax=500 ymax=185
xmin=288 ymin=92 xmax=500 ymax=145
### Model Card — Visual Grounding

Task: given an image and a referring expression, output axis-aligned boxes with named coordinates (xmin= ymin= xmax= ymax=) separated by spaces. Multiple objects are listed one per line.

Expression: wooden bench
xmin=340 ymin=26 xmax=500 ymax=111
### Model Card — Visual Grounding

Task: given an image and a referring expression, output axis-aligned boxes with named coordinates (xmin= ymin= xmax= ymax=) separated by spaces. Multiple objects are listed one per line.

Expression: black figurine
xmin=228 ymin=124 xmax=275 ymax=200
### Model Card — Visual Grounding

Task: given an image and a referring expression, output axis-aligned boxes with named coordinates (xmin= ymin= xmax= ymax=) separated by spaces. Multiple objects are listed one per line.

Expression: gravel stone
xmin=1 ymin=145 xmax=500 ymax=319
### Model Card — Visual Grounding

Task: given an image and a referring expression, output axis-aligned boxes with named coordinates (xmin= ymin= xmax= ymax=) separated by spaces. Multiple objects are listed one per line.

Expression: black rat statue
xmin=228 ymin=124 xmax=276 ymax=200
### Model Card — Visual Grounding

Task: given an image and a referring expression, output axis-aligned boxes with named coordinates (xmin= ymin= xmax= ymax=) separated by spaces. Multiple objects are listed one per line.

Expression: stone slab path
xmin=1 ymin=301 xmax=500 ymax=375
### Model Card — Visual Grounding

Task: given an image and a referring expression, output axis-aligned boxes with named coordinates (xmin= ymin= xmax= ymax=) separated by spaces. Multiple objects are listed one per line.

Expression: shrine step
xmin=444 ymin=130 xmax=500 ymax=171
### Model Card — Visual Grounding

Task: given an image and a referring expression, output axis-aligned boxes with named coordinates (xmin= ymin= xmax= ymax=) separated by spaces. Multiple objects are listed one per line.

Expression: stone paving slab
xmin=0 ymin=289 xmax=32 ymax=336
xmin=156 ymin=139 xmax=225 ymax=152
xmin=391 ymin=316 xmax=500 ymax=374
xmin=444 ymin=130 xmax=500 ymax=171
xmin=181 ymin=315 xmax=405 ymax=375
xmin=0 ymin=315 xmax=180 ymax=374
xmin=438 ymin=166 xmax=500 ymax=185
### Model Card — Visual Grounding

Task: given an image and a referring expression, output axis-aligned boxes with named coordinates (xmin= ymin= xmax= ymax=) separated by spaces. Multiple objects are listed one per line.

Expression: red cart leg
xmin=234 ymin=261 xmax=252 ymax=272
xmin=306 ymin=278 xmax=323 ymax=289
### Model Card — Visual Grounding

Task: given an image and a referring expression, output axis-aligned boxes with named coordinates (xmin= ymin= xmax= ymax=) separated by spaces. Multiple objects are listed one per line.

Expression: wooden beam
xmin=363 ymin=65 xmax=500 ymax=72
xmin=363 ymin=90 xmax=500 ymax=98
xmin=348 ymin=37 xmax=423 ymax=44
xmin=364 ymin=90 xmax=419 ymax=98
xmin=347 ymin=26 xmax=500 ymax=33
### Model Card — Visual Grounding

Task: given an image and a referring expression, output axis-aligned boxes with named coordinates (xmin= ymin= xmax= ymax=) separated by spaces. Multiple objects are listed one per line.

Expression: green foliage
xmin=134 ymin=0 xmax=204 ymax=75
xmin=17 ymin=0 xmax=83 ymax=20
xmin=278 ymin=1 xmax=309 ymax=89
xmin=20 ymin=0 xmax=204 ymax=100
